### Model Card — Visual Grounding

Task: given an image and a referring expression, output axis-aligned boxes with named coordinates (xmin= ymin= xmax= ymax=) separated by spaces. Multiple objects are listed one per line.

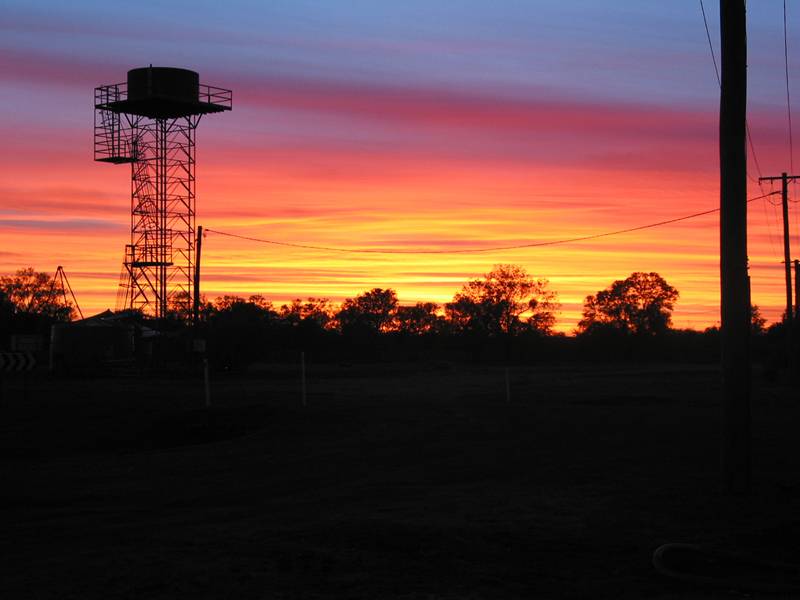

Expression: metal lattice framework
xmin=123 ymin=117 xmax=198 ymax=318
xmin=94 ymin=70 xmax=231 ymax=319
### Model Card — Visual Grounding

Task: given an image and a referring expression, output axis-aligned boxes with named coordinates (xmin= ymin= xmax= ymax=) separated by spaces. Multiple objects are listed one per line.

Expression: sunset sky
xmin=2 ymin=1 xmax=799 ymax=332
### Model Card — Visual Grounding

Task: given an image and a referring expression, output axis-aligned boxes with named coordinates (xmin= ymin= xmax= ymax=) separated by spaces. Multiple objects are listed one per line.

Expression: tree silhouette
xmin=337 ymin=288 xmax=398 ymax=333
xmin=280 ymin=297 xmax=336 ymax=330
xmin=205 ymin=294 xmax=279 ymax=368
xmin=750 ymin=304 xmax=767 ymax=334
xmin=445 ymin=264 xmax=558 ymax=336
xmin=0 ymin=288 xmax=15 ymax=334
xmin=0 ymin=267 xmax=74 ymax=321
xmin=166 ymin=290 xmax=214 ymax=322
xmin=247 ymin=294 xmax=273 ymax=311
xmin=394 ymin=302 xmax=443 ymax=335
xmin=209 ymin=295 xmax=277 ymax=323
xmin=167 ymin=290 xmax=192 ymax=321
xmin=213 ymin=295 xmax=248 ymax=312
xmin=578 ymin=272 xmax=678 ymax=335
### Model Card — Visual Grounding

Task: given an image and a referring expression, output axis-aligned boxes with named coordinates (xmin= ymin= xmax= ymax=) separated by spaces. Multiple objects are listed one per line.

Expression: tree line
xmin=163 ymin=265 xmax=681 ymax=337
xmin=1 ymin=264 xmax=759 ymax=336
xmin=3 ymin=264 xmax=784 ymax=367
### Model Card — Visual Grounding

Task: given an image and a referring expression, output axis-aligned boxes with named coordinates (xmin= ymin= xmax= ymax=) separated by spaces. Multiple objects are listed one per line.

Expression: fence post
xmin=203 ymin=358 xmax=211 ymax=408
xmin=301 ymin=351 xmax=307 ymax=407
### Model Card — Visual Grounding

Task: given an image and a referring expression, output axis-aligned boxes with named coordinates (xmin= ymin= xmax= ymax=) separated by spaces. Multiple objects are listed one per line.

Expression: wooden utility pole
xmin=720 ymin=0 xmax=750 ymax=494
xmin=795 ymin=260 xmax=800 ymax=320
xmin=758 ymin=173 xmax=798 ymax=325
xmin=193 ymin=225 xmax=203 ymax=325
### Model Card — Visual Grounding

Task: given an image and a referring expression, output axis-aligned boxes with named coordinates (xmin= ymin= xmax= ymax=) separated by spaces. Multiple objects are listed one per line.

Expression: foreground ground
xmin=1 ymin=361 xmax=798 ymax=599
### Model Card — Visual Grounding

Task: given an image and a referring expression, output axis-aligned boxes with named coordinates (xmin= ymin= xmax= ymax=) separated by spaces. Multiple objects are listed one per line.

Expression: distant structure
xmin=50 ymin=265 xmax=84 ymax=320
xmin=94 ymin=66 xmax=231 ymax=319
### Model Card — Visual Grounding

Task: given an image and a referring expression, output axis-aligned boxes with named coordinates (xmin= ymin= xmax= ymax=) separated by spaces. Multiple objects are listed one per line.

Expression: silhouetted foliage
xmin=280 ymin=297 xmax=336 ymax=330
xmin=211 ymin=295 xmax=278 ymax=323
xmin=0 ymin=289 xmax=15 ymax=336
xmin=3 ymin=262 xmax=792 ymax=372
xmin=0 ymin=267 xmax=74 ymax=322
xmin=205 ymin=294 xmax=279 ymax=368
xmin=578 ymin=272 xmax=678 ymax=336
xmin=445 ymin=264 xmax=558 ymax=336
xmin=337 ymin=288 xmax=398 ymax=334
xmin=166 ymin=290 xmax=190 ymax=321
xmin=394 ymin=302 xmax=444 ymax=335
xmin=750 ymin=304 xmax=767 ymax=335
xmin=166 ymin=290 xmax=214 ymax=322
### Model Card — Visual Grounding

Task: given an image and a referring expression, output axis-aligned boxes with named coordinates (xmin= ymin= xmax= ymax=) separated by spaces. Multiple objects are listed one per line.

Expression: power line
xmin=700 ymin=0 xmax=721 ymax=86
xmin=746 ymin=122 xmax=764 ymax=181
xmin=784 ymin=1 xmax=800 ymax=247
xmin=762 ymin=192 xmax=782 ymax=257
xmin=784 ymin=0 xmax=795 ymax=177
xmin=205 ymin=191 xmax=779 ymax=255
xmin=699 ymin=0 xmax=764 ymax=182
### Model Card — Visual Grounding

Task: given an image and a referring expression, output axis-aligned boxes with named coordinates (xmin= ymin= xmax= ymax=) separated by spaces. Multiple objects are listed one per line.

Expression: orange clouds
xmin=0 ymin=51 xmax=794 ymax=332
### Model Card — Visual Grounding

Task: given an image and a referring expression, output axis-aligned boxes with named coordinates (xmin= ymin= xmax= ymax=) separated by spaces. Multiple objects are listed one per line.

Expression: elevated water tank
xmin=95 ymin=65 xmax=231 ymax=120
xmin=127 ymin=67 xmax=199 ymax=103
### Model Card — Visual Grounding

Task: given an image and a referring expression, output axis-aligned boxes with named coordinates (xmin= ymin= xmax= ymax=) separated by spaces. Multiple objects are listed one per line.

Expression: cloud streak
xmin=0 ymin=3 xmax=795 ymax=330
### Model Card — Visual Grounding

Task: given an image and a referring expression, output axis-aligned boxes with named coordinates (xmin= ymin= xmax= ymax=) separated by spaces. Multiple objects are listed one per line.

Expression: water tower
xmin=94 ymin=66 xmax=231 ymax=319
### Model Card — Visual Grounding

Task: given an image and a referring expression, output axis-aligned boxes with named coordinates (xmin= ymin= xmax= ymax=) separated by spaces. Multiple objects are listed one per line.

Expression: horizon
xmin=2 ymin=1 xmax=799 ymax=332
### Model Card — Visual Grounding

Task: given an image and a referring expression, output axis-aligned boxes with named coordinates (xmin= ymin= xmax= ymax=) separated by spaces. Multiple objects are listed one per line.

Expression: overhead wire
xmin=784 ymin=0 xmax=800 ymax=249
xmin=205 ymin=192 xmax=779 ymax=256
xmin=760 ymin=183 xmax=781 ymax=256
xmin=765 ymin=189 xmax=784 ymax=256
xmin=701 ymin=0 xmax=787 ymax=258
xmin=700 ymin=0 xmax=721 ymax=87
xmin=782 ymin=0 xmax=799 ymax=269
xmin=206 ymin=7 xmax=782 ymax=260
xmin=784 ymin=0 xmax=795 ymax=178
xmin=700 ymin=0 xmax=764 ymax=183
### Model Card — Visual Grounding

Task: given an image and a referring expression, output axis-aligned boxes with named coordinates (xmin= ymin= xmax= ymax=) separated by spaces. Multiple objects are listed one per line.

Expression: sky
xmin=2 ymin=1 xmax=799 ymax=332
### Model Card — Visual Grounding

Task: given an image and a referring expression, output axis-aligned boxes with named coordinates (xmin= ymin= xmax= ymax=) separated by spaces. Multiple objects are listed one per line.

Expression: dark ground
xmin=1 ymin=362 xmax=799 ymax=599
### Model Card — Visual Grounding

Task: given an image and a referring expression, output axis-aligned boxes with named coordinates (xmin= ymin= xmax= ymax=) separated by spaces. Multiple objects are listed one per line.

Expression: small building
xmin=50 ymin=310 xmax=141 ymax=372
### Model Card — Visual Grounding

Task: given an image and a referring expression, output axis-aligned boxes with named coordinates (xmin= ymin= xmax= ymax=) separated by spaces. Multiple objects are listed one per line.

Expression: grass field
xmin=1 ymin=362 xmax=798 ymax=599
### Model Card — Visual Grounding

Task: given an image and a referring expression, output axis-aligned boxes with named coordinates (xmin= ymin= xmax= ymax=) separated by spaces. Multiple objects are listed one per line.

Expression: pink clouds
xmin=0 ymin=45 xmax=794 ymax=330
xmin=1 ymin=47 xmax=779 ymax=180
xmin=240 ymin=73 xmax=716 ymax=141
xmin=0 ymin=187 xmax=124 ymax=217
xmin=0 ymin=48 xmax=716 ymax=146
xmin=0 ymin=48 xmax=121 ymax=89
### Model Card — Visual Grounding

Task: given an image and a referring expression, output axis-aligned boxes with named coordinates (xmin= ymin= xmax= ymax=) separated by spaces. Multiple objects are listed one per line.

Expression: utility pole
xmin=720 ymin=0 xmax=750 ymax=494
xmin=758 ymin=172 xmax=798 ymax=326
xmin=193 ymin=225 xmax=203 ymax=325
xmin=795 ymin=260 xmax=800 ymax=320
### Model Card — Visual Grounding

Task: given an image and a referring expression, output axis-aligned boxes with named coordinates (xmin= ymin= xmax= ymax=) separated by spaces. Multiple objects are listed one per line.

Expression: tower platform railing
xmin=94 ymin=83 xmax=232 ymax=112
